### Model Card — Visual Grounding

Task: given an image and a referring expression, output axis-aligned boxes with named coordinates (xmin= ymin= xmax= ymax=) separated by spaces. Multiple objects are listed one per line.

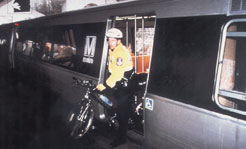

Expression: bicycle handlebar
xmin=72 ymin=77 xmax=96 ymax=89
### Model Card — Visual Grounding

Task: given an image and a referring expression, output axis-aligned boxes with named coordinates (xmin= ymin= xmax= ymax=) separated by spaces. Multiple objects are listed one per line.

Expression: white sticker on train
xmin=145 ymin=98 xmax=154 ymax=111
xmin=83 ymin=36 xmax=96 ymax=64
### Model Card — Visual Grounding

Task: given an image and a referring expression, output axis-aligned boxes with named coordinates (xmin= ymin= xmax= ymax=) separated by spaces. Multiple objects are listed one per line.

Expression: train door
xmin=99 ymin=14 xmax=156 ymax=135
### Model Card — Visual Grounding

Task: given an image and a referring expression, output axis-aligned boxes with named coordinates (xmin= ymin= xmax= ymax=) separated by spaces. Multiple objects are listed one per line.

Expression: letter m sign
xmin=84 ymin=36 xmax=97 ymax=57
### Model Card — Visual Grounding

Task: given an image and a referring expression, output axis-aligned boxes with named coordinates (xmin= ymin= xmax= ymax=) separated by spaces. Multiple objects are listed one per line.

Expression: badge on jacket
xmin=116 ymin=57 xmax=123 ymax=66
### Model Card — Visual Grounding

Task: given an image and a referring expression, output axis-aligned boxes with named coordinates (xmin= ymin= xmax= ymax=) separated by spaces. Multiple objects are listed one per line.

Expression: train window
xmin=73 ymin=23 xmax=106 ymax=77
xmin=53 ymin=43 xmax=76 ymax=68
xmin=50 ymin=23 xmax=106 ymax=77
xmin=50 ymin=28 xmax=76 ymax=68
xmin=214 ymin=19 xmax=246 ymax=115
xmin=15 ymin=23 xmax=105 ymax=78
xmin=15 ymin=28 xmax=52 ymax=60
xmin=148 ymin=16 xmax=223 ymax=110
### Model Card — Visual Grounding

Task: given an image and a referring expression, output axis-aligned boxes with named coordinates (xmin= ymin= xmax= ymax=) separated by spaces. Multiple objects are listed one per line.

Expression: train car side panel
xmin=143 ymin=15 xmax=246 ymax=148
xmin=144 ymin=94 xmax=246 ymax=149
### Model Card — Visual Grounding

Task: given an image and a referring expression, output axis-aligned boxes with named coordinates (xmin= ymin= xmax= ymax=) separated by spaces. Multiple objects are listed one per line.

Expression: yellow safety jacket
xmin=106 ymin=43 xmax=133 ymax=88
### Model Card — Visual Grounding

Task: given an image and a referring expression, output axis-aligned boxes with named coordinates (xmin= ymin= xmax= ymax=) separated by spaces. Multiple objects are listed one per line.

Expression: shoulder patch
xmin=116 ymin=57 xmax=123 ymax=66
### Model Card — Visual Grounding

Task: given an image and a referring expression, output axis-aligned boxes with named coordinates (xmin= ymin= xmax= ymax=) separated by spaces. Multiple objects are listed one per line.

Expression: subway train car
xmin=1 ymin=0 xmax=246 ymax=148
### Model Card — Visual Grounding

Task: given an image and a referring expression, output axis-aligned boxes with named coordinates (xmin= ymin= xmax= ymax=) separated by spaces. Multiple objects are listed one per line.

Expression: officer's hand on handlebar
xmin=96 ymin=84 xmax=106 ymax=91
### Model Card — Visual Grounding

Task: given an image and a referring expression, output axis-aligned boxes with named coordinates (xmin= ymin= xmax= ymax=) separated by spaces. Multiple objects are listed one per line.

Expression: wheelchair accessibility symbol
xmin=145 ymin=98 xmax=154 ymax=111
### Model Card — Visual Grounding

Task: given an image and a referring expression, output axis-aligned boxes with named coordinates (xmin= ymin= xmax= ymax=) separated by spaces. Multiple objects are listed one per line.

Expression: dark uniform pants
xmin=114 ymin=88 xmax=131 ymax=139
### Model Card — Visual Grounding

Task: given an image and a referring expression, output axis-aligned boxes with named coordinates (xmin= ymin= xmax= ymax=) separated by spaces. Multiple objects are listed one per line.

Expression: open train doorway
xmin=99 ymin=14 xmax=156 ymax=136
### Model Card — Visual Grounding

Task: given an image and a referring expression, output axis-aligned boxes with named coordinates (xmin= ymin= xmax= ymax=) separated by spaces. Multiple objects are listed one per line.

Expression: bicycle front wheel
xmin=67 ymin=100 xmax=94 ymax=139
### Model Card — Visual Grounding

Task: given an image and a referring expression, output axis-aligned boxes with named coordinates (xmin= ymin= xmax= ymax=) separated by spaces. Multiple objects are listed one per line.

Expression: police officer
xmin=97 ymin=28 xmax=133 ymax=148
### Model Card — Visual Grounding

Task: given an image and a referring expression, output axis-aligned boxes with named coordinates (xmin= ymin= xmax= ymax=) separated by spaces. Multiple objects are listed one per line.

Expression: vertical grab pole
xmin=142 ymin=17 xmax=145 ymax=73
xmin=126 ymin=19 xmax=129 ymax=47
xmin=134 ymin=15 xmax=137 ymax=73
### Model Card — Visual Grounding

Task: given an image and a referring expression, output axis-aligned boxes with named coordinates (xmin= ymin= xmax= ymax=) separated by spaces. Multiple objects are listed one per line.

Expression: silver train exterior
xmin=0 ymin=0 xmax=246 ymax=148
